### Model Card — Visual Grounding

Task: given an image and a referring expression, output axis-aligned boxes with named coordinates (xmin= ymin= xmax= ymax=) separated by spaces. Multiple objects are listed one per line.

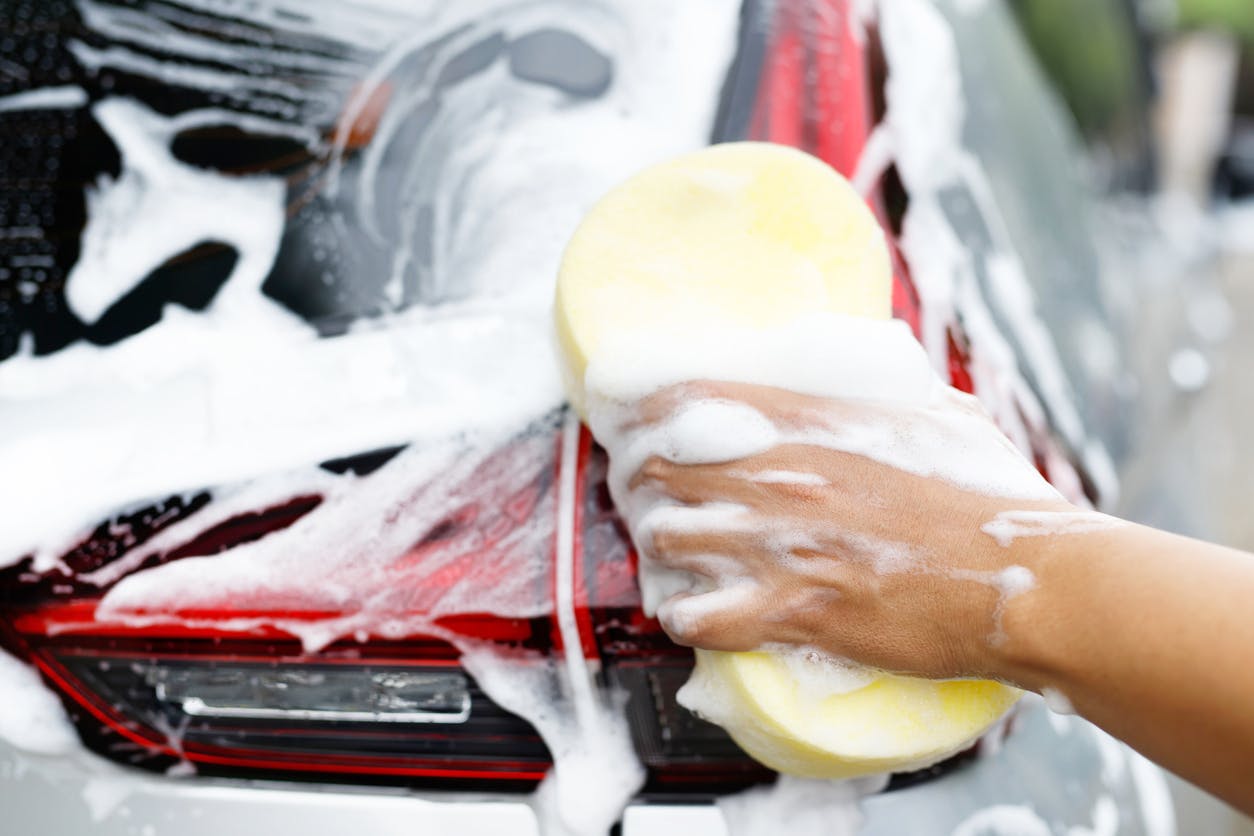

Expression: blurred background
xmin=1123 ymin=0 xmax=1254 ymax=832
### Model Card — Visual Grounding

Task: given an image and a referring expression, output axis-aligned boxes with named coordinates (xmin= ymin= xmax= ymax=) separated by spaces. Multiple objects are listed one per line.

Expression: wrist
xmin=983 ymin=514 xmax=1132 ymax=694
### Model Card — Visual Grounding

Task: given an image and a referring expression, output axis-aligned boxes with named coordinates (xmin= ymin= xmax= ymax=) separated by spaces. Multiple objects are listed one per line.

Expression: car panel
xmin=0 ymin=701 xmax=1169 ymax=835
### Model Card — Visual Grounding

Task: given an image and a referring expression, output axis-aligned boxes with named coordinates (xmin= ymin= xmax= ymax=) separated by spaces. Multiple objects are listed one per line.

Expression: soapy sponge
xmin=554 ymin=141 xmax=1019 ymax=779
xmin=556 ymin=142 xmax=890 ymax=417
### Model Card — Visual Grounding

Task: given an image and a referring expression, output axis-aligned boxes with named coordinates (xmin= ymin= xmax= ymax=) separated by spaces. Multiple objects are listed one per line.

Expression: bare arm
xmin=628 ymin=381 xmax=1254 ymax=815
xmin=1002 ymin=522 xmax=1254 ymax=815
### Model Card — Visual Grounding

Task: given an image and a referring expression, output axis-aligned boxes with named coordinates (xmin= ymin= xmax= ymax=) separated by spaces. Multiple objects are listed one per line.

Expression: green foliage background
xmin=1177 ymin=0 xmax=1254 ymax=42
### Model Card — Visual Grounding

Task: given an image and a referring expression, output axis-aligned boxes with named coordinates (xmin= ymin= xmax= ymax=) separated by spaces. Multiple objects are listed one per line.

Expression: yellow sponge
xmin=554 ymin=142 xmax=1019 ymax=778
xmin=556 ymin=142 xmax=890 ymax=417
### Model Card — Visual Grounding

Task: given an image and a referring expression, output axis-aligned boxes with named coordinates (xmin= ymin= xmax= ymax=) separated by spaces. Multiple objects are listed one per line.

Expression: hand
xmin=613 ymin=380 xmax=1077 ymax=681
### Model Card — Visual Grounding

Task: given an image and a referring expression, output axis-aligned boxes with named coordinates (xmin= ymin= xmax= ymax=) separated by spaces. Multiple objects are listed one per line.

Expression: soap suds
xmin=951 ymin=804 xmax=1052 ymax=836
xmin=95 ymin=415 xmax=559 ymax=637
xmin=947 ymin=565 xmax=1036 ymax=645
xmin=66 ymin=97 xmax=292 ymax=326
xmin=0 ymin=3 xmax=1156 ymax=833
xmin=0 ymin=85 xmax=88 ymax=113
xmin=657 ymin=580 xmax=759 ymax=641
xmin=1066 ymin=795 xmax=1120 ymax=836
xmin=1041 ymin=687 xmax=1076 ymax=716
xmin=1128 ymin=750 xmax=1176 ymax=836
xmin=982 ymin=510 xmax=1126 ymax=547
xmin=652 ymin=400 xmax=782 ymax=465
xmin=588 ymin=314 xmax=1062 ymax=506
xmin=771 ymin=646 xmax=882 ymax=702
xmin=458 ymin=642 xmax=643 ymax=836
xmin=729 ymin=469 xmax=830 ymax=486
xmin=0 ymin=651 xmax=79 ymax=756
xmin=586 ymin=313 xmax=938 ymax=406
xmin=717 ymin=775 xmax=889 ymax=836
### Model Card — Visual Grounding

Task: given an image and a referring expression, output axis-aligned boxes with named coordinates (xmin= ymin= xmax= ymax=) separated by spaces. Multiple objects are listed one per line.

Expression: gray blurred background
xmin=1127 ymin=5 xmax=1254 ymax=830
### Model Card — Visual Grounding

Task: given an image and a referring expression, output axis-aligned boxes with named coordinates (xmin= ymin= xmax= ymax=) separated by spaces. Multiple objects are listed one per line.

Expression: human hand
xmin=604 ymin=380 xmax=1083 ymax=681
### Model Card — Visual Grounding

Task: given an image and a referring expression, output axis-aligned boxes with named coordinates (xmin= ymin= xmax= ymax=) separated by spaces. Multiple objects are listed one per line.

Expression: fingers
xmin=637 ymin=504 xmax=757 ymax=560
xmin=656 ymin=585 xmax=768 ymax=652
xmin=633 ymin=380 xmax=777 ymax=424
xmin=631 ymin=447 xmax=856 ymax=518
xmin=629 ymin=456 xmax=765 ymax=505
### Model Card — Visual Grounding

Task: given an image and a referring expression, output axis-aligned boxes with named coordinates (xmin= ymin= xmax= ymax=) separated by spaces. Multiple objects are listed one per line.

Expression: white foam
xmin=946 ymin=565 xmax=1036 ymax=646
xmin=769 ymin=646 xmax=881 ymax=702
xmin=1067 ymin=795 xmax=1120 ymax=836
xmin=0 ymin=651 xmax=79 ymax=756
xmin=588 ymin=315 xmax=1061 ymax=504
xmin=729 ymin=469 xmax=830 ymax=486
xmin=657 ymin=580 xmax=758 ymax=642
xmin=1041 ymin=686 xmax=1076 ymax=716
xmin=982 ymin=510 xmax=1126 ymax=548
xmin=654 ymin=400 xmax=781 ymax=465
xmin=95 ymin=418 xmax=561 ymax=650
xmin=0 ymin=85 xmax=88 ymax=113
xmin=952 ymin=804 xmax=1053 ymax=836
xmin=1128 ymin=750 xmax=1176 ymax=836
xmin=716 ymin=775 xmax=889 ymax=836
xmin=66 ymin=98 xmax=292 ymax=326
xmin=585 ymin=313 xmax=938 ymax=405
xmin=458 ymin=643 xmax=643 ymax=836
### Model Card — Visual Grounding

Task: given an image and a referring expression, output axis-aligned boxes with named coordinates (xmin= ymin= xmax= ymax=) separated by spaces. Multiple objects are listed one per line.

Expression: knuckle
xmin=657 ymin=601 xmax=700 ymax=644
xmin=773 ymin=481 xmax=830 ymax=507
xmin=639 ymin=455 xmax=674 ymax=482
xmin=649 ymin=526 xmax=682 ymax=557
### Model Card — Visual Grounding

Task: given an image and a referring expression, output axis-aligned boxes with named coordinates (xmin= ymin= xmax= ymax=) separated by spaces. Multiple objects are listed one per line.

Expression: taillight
xmin=142 ymin=663 xmax=472 ymax=724
xmin=20 ymin=635 xmax=551 ymax=784
xmin=0 ymin=413 xmax=771 ymax=794
xmin=0 ymin=416 xmax=566 ymax=788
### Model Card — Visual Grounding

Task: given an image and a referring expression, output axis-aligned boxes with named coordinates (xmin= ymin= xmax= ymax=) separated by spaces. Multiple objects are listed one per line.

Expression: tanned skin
xmin=632 ymin=381 xmax=1254 ymax=816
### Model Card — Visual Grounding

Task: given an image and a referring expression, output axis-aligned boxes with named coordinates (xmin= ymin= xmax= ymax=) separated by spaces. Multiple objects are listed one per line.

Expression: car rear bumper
xmin=0 ymin=700 xmax=1172 ymax=835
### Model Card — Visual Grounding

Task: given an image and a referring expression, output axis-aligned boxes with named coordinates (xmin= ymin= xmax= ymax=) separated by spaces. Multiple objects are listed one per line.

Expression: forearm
xmin=995 ymin=523 xmax=1254 ymax=815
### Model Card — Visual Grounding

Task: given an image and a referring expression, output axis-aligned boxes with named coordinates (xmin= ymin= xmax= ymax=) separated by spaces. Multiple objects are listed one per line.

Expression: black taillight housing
xmin=21 ymin=634 xmax=552 ymax=786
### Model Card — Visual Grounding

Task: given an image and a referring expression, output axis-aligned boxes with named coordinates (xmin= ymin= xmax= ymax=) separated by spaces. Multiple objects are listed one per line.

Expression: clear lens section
xmin=146 ymin=663 xmax=471 ymax=724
